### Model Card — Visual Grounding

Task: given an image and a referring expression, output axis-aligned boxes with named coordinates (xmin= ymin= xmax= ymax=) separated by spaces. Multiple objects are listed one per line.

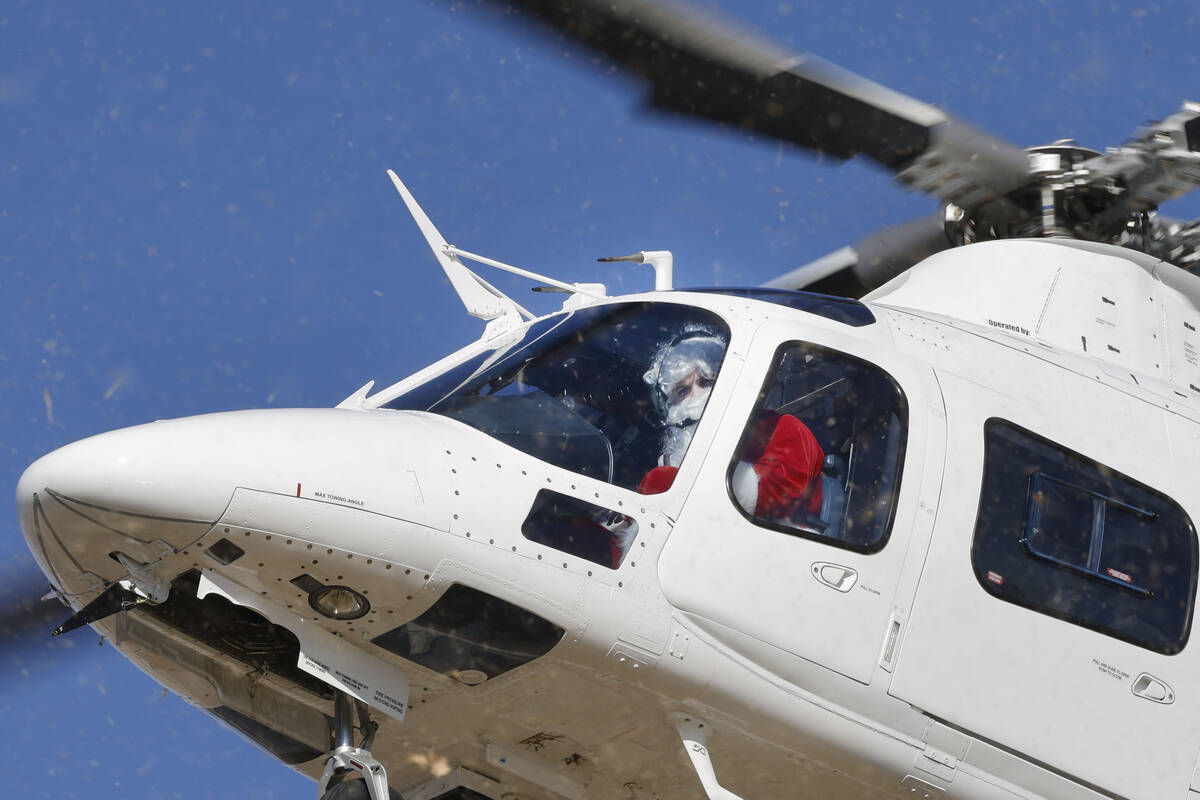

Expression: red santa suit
xmin=637 ymin=463 xmax=679 ymax=495
xmin=637 ymin=413 xmax=823 ymax=523
xmin=736 ymin=412 xmax=824 ymax=520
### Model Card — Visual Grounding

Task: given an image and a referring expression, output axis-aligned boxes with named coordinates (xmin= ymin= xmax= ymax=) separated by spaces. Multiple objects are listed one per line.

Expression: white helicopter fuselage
xmin=16 ymin=238 xmax=1200 ymax=800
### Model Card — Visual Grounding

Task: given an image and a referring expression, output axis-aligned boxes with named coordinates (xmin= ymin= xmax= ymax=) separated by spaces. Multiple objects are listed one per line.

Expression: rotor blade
xmin=1138 ymin=213 xmax=1200 ymax=271
xmin=478 ymin=0 xmax=1031 ymax=207
xmin=1082 ymin=102 xmax=1200 ymax=230
xmin=761 ymin=246 xmax=858 ymax=292
xmin=762 ymin=213 xmax=949 ymax=296
xmin=0 ymin=563 xmax=67 ymax=656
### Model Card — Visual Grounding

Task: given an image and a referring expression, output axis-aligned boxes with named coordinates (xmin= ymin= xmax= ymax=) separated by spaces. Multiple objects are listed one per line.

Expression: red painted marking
xmin=297 ymin=483 xmax=302 ymax=497
xmin=1107 ymin=567 xmax=1132 ymax=583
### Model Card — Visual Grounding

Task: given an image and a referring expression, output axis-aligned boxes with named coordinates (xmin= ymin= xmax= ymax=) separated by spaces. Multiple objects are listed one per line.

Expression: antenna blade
xmin=336 ymin=380 xmax=376 ymax=410
xmin=386 ymin=170 xmax=516 ymax=321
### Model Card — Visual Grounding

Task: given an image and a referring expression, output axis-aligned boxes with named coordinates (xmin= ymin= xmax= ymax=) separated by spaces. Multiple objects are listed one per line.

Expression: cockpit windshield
xmin=384 ymin=303 xmax=731 ymax=492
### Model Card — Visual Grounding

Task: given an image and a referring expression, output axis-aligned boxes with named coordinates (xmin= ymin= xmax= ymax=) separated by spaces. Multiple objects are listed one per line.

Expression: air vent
xmin=204 ymin=538 xmax=245 ymax=565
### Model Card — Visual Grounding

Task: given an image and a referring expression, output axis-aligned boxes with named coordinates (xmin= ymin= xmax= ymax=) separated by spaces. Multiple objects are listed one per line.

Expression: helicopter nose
xmin=16 ymin=408 xmax=455 ymax=603
xmin=15 ymin=415 xmax=239 ymax=600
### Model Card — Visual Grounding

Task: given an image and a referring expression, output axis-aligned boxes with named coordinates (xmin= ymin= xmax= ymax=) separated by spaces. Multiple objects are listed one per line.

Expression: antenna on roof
xmin=598 ymin=251 xmax=674 ymax=290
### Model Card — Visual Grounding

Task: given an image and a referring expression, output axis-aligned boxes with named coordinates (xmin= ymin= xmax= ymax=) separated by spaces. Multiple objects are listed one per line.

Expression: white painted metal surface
xmin=659 ymin=315 xmax=946 ymax=686
xmin=16 ymin=238 xmax=1200 ymax=800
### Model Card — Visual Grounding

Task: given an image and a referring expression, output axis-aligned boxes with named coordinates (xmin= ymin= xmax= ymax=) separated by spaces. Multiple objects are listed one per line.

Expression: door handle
xmin=811 ymin=561 xmax=858 ymax=592
xmin=1131 ymin=673 xmax=1174 ymax=704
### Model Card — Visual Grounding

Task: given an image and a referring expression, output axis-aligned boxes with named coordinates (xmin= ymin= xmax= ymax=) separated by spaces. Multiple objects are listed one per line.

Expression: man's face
xmin=666 ymin=368 xmax=715 ymax=424
xmin=669 ymin=369 xmax=715 ymax=408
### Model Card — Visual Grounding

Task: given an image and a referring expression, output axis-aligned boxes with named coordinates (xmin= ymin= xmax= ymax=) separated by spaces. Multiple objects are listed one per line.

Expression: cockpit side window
xmin=521 ymin=490 xmax=639 ymax=569
xmin=973 ymin=420 xmax=1197 ymax=654
xmin=384 ymin=303 xmax=731 ymax=493
xmin=727 ymin=342 xmax=907 ymax=553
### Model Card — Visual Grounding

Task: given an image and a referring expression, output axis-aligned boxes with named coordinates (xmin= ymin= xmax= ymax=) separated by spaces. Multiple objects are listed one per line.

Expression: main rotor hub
xmin=1025 ymin=141 xmax=1103 ymax=175
xmin=1022 ymin=141 xmax=1116 ymax=239
xmin=946 ymin=141 xmax=1131 ymax=247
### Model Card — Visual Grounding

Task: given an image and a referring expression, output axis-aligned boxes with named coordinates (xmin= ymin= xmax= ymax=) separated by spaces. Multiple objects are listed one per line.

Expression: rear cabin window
xmin=973 ymin=419 xmax=1197 ymax=654
xmin=728 ymin=342 xmax=907 ymax=552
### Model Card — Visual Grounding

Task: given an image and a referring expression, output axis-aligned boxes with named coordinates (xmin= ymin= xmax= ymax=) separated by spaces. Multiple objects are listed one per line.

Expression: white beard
xmin=661 ymin=423 xmax=697 ymax=467
xmin=665 ymin=391 xmax=709 ymax=426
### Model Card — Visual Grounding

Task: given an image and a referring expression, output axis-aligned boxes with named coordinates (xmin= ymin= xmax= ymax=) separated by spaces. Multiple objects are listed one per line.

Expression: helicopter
xmin=7 ymin=1 xmax=1200 ymax=800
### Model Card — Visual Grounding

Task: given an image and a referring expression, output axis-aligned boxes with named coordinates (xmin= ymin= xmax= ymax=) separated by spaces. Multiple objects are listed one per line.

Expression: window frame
xmin=725 ymin=340 xmax=909 ymax=555
xmin=1023 ymin=470 xmax=1157 ymax=599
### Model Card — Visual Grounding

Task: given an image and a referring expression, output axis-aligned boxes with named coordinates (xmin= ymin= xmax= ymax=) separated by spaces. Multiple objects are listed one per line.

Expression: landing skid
xmin=667 ymin=712 xmax=748 ymax=800
xmin=318 ymin=691 xmax=393 ymax=800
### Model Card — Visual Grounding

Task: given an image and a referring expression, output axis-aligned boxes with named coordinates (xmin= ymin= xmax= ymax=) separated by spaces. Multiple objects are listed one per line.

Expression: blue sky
xmin=3 ymin=0 xmax=1199 ymax=797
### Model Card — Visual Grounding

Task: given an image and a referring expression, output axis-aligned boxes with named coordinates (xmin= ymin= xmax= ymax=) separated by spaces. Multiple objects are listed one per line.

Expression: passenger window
xmin=973 ymin=420 xmax=1197 ymax=654
xmin=729 ymin=343 xmax=907 ymax=553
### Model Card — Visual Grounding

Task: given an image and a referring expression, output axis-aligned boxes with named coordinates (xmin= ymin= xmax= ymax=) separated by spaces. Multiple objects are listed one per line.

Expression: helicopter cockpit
xmin=384 ymin=302 xmax=731 ymax=567
xmin=384 ymin=294 xmax=910 ymax=573
xmin=385 ymin=302 xmax=729 ymax=489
